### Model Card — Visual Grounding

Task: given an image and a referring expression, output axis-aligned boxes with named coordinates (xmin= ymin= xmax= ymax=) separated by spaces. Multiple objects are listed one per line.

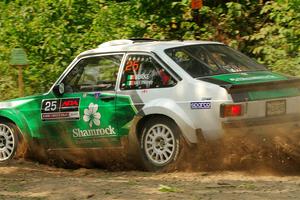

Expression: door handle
xmin=100 ymin=96 xmax=115 ymax=102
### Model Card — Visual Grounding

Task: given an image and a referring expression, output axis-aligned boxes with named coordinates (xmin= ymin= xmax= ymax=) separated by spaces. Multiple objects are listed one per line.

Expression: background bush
xmin=0 ymin=0 xmax=299 ymax=100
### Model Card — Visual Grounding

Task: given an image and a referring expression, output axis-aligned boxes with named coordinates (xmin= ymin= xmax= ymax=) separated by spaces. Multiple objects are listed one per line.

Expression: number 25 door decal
xmin=41 ymin=98 xmax=80 ymax=121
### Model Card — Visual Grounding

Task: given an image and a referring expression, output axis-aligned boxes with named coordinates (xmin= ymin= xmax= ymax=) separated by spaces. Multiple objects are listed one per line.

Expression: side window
xmin=62 ymin=54 xmax=123 ymax=93
xmin=166 ymin=48 xmax=214 ymax=77
xmin=120 ymin=55 xmax=176 ymax=90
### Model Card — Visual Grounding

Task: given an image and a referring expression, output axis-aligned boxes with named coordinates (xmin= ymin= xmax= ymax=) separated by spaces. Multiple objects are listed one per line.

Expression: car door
xmin=115 ymin=53 xmax=178 ymax=136
xmin=41 ymin=54 xmax=124 ymax=149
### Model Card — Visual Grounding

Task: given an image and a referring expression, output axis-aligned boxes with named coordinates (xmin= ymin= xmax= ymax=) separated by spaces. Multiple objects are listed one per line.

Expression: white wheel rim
xmin=144 ymin=124 xmax=176 ymax=166
xmin=0 ymin=124 xmax=15 ymax=161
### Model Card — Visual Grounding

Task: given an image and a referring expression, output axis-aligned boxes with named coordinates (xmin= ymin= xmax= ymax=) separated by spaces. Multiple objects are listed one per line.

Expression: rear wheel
xmin=0 ymin=122 xmax=18 ymax=162
xmin=140 ymin=117 xmax=184 ymax=171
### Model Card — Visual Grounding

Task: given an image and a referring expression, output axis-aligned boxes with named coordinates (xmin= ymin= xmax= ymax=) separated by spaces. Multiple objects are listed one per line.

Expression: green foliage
xmin=250 ymin=0 xmax=300 ymax=75
xmin=0 ymin=0 xmax=299 ymax=100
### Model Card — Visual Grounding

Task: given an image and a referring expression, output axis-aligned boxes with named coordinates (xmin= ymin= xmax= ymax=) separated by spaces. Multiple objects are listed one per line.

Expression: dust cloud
xmin=16 ymin=123 xmax=300 ymax=175
xmin=179 ymin=124 xmax=300 ymax=175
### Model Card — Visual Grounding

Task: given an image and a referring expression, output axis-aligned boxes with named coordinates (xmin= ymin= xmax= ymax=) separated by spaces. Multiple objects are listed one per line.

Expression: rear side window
xmin=165 ymin=44 xmax=266 ymax=78
xmin=120 ymin=55 xmax=176 ymax=90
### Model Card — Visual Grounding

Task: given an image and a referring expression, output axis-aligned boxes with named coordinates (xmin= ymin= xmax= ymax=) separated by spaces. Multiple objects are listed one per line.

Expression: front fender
xmin=142 ymin=98 xmax=198 ymax=143
xmin=0 ymin=109 xmax=31 ymax=139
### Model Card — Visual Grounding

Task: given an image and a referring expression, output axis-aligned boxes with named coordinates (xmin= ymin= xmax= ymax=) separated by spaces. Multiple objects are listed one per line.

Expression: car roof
xmin=79 ymin=39 xmax=224 ymax=57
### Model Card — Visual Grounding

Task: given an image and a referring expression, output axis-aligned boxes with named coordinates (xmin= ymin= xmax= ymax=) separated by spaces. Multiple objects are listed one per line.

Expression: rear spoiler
xmin=221 ymin=78 xmax=300 ymax=94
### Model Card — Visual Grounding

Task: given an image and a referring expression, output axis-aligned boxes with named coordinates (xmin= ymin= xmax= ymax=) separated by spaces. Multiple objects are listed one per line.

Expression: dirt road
xmin=0 ymin=160 xmax=300 ymax=200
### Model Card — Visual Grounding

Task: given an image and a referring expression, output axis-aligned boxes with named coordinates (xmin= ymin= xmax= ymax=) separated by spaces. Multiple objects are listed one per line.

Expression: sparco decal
xmin=41 ymin=98 xmax=80 ymax=121
xmin=190 ymin=102 xmax=211 ymax=109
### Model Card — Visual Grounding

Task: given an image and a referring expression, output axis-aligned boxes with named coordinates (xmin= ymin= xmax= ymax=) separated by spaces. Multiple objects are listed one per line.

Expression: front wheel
xmin=140 ymin=117 xmax=184 ymax=171
xmin=0 ymin=122 xmax=18 ymax=162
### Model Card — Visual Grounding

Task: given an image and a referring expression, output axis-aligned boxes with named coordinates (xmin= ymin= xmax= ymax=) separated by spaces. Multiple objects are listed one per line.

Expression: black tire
xmin=139 ymin=117 xmax=185 ymax=171
xmin=0 ymin=122 xmax=19 ymax=162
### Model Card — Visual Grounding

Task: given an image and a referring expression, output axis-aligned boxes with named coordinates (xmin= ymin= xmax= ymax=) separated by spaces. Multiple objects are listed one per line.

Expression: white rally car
xmin=1 ymin=39 xmax=300 ymax=171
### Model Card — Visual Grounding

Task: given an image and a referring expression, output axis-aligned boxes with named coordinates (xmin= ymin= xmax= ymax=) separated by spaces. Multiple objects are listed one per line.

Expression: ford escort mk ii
xmin=1 ymin=39 xmax=300 ymax=171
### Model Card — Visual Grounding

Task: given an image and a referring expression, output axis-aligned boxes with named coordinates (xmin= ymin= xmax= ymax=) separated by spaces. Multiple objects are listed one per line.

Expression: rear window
xmin=165 ymin=44 xmax=266 ymax=78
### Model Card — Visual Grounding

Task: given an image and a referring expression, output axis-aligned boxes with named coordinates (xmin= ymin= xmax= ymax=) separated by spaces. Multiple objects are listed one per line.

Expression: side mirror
xmin=53 ymin=83 xmax=65 ymax=96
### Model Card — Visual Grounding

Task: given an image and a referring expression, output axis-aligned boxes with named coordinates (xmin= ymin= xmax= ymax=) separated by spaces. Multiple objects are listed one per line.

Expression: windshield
xmin=165 ymin=44 xmax=266 ymax=78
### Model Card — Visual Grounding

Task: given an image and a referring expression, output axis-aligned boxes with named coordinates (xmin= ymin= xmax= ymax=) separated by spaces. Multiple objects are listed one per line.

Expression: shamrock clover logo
xmin=83 ymin=103 xmax=101 ymax=128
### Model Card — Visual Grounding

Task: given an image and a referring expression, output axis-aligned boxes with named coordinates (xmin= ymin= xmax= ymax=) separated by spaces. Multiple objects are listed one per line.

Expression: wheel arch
xmin=136 ymin=102 xmax=198 ymax=144
xmin=136 ymin=114 xmax=174 ymax=138
xmin=0 ymin=110 xmax=31 ymax=140
xmin=0 ymin=116 xmax=16 ymax=124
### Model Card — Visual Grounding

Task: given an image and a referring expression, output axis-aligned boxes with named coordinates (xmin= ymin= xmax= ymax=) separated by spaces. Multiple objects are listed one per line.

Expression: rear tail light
xmin=220 ymin=104 xmax=244 ymax=118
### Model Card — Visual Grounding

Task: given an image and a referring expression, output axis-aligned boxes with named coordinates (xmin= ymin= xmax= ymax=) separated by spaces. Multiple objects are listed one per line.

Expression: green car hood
xmin=0 ymin=94 xmax=45 ymax=109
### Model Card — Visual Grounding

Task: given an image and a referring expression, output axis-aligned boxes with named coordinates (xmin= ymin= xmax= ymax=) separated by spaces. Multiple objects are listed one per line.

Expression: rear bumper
xmin=222 ymin=113 xmax=300 ymax=129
